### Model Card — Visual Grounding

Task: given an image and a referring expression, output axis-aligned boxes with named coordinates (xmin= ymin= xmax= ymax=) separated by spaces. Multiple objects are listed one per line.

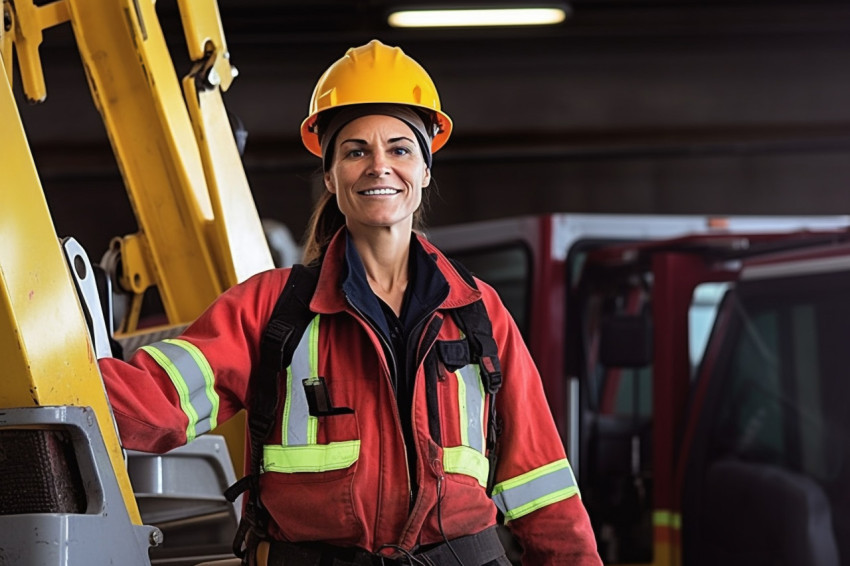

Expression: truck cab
xmin=428 ymin=213 xmax=850 ymax=566
xmin=679 ymin=238 xmax=850 ymax=566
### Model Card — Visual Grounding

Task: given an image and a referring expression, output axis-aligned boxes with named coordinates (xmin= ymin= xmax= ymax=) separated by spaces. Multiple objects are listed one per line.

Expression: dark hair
xmin=300 ymin=178 xmax=434 ymax=265
xmin=301 ymin=191 xmax=345 ymax=265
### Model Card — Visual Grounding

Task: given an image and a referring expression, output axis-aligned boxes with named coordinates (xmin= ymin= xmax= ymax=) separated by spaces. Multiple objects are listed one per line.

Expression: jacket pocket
xmin=260 ymin=411 xmax=362 ymax=544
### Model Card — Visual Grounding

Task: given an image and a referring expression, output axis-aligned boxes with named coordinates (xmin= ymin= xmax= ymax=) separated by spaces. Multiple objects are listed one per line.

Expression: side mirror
xmin=599 ymin=313 xmax=653 ymax=368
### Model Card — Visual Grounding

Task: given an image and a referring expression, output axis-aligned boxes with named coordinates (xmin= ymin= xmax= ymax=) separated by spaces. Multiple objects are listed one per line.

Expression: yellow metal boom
xmin=1 ymin=0 xmax=273 ymax=531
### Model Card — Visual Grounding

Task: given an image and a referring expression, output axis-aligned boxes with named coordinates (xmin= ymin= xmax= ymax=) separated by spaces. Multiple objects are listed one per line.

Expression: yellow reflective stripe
xmin=263 ymin=441 xmax=360 ymax=473
xmin=282 ymin=365 xmax=295 ymax=445
xmin=309 ymin=313 xmax=320 ymax=373
xmin=141 ymin=343 xmax=200 ymax=442
xmin=653 ymin=510 xmax=682 ymax=529
xmin=492 ymin=459 xmax=580 ymax=522
xmin=163 ymin=338 xmax=219 ymax=430
xmin=306 ymin=315 xmax=320 ymax=443
xmin=443 ymin=445 xmax=489 ymax=487
xmin=457 ymin=368 xmax=469 ymax=445
xmin=282 ymin=316 xmax=320 ymax=446
xmin=475 ymin=371 xmax=485 ymax=449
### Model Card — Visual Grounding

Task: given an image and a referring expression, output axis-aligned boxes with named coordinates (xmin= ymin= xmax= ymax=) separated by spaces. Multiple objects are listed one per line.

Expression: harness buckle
xmin=479 ymin=354 xmax=502 ymax=394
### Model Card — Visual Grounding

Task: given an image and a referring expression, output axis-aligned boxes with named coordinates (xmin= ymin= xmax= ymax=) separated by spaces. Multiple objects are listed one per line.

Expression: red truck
xmin=428 ymin=213 xmax=850 ymax=566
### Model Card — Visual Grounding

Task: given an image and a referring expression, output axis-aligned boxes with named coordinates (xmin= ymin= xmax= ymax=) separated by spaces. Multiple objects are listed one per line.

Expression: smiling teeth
xmin=362 ymin=188 xmax=398 ymax=195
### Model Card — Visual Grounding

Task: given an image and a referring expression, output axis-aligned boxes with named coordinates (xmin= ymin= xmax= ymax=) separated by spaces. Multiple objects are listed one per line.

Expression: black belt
xmin=265 ymin=526 xmax=506 ymax=566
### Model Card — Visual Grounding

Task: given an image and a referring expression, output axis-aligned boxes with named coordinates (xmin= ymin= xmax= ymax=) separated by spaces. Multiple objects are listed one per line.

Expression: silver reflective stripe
xmin=282 ymin=315 xmax=319 ymax=445
xmin=492 ymin=459 xmax=579 ymax=522
xmin=140 ymin=339 xmax=219 ymax=442
xmin=456 ymin=364 xmax=485 ymax=453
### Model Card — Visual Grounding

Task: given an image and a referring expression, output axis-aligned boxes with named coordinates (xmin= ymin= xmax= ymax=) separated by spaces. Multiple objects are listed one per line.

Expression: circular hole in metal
xmin=74 ymin=255 xmax=87 ymax=279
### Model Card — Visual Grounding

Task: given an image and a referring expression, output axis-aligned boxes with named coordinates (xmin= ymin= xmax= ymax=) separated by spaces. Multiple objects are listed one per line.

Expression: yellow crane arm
xmin=0 ymin=56 xmax=142 ymax=523
xmin=66 ymin=0 xmax=273 ymax=333
xmin=2 ymin=0 xmax=274 ymax=512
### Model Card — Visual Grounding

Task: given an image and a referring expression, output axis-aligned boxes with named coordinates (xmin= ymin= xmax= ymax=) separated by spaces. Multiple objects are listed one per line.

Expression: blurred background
xmin=13 ymin=0 xmax=850 ymax=258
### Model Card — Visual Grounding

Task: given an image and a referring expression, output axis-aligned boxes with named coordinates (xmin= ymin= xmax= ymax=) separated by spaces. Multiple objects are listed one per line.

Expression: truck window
xmin=685 ymin=271 xmax=850 ymax=564
xmin=710 ymin=279 xmax=845 ymax=481
xmin=448 ymin=244 xmax=531 ymax=337
xmin=688 ymin=282 xmax=729 ymax=379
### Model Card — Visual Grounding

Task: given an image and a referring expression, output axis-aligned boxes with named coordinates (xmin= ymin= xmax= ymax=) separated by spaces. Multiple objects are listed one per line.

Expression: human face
xmin=324 ymin=114 xmax=431 ymax=234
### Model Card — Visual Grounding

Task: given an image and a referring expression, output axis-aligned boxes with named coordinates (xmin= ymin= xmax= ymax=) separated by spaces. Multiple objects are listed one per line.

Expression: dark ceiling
xmin=214 ymin=0 xmax=850 ymax=42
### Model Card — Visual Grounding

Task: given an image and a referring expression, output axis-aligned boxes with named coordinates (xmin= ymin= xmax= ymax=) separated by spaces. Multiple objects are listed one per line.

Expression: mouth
xmin=359 ymin=188 xmax=401 ymax=196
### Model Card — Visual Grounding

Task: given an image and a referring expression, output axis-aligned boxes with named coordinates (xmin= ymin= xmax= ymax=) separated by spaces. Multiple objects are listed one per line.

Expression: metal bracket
xmin=62 ymin=237 xmax=114 ymax=360
xmin=5 ymin=0 xmax=70 ymax=102
xmin=176 ymin=0 xmax=237 ymax=92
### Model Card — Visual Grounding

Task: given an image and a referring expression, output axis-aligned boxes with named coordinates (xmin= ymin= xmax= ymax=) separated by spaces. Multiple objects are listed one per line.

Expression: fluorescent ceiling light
xmin=388 ymin=7 xmax=568 ymax=28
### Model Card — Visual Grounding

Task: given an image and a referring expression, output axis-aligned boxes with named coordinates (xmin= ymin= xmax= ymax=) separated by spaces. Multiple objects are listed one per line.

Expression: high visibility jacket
xmin=99 ymin=230 xmax=601 ymax=565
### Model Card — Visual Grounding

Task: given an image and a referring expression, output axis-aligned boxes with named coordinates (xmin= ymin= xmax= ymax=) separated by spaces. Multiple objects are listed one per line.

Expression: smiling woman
xmin=325 ymin=114 xmax=430 ymax=247
xmin=301 ymin=104 xmax=436 ymax=269
xmin=98 ymin=38 xmax=602 ymax=566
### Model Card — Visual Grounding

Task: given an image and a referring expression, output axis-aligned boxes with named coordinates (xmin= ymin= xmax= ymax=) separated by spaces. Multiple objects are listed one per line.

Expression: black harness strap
xmin=225 ymin=263 xmax=320 ymax=560
xmin=447 ymin=259 xmax=504 ymax=494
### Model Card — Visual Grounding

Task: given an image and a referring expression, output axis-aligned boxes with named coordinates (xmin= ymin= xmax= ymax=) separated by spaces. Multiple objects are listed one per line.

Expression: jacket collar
xmin=310 ymin=227 xmax=482 ymax=315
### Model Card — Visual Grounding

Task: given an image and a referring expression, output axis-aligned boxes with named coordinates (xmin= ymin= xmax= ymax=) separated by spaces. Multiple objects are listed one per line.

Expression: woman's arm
xmin=478 ymin=281 xmax=602 ymax=565
xmin=98 ymin=268 xmax=288 ymax=453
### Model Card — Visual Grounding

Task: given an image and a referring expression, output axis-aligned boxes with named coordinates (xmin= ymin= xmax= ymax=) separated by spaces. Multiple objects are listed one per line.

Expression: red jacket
xmin=100 ymin=231 xmax=601 ymax=565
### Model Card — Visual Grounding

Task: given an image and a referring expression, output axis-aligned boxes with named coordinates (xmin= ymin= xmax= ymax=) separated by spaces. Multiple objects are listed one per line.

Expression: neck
xmin=348 ymin=224 xmax=412 ymax=314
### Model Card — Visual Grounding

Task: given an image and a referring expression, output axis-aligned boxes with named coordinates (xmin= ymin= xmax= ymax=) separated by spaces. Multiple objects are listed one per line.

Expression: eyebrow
xmin=339 ymin=136 xmax=416 ymax=146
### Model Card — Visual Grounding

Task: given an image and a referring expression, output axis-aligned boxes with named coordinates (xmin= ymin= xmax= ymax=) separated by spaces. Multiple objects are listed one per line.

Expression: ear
xmin=324 ymin=171 xmax=337 ymax=194
xmin=421 ymin=166 xmax=431 ymax=188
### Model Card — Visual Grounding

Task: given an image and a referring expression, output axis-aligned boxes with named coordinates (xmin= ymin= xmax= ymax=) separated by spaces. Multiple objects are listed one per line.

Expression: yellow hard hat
xmin=300 ymin=39 xmax=453 ymax=157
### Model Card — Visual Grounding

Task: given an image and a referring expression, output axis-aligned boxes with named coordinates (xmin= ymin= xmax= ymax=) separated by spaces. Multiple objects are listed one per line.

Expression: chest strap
xmin=224 ymin=263 xmax=320 ymax=561
xmin=446 ymin=259 xmax=503 ymax=494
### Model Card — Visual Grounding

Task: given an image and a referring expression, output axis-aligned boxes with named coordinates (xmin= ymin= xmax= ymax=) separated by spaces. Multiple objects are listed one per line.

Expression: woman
xmin=100 ymin=40 xmax=602 ymax=566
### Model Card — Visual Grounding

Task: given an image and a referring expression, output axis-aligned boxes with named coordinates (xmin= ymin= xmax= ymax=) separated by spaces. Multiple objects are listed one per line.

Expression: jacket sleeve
xmin=478 ymin=281 xmax=602 ymax=566
xmin=98 ymin=268 xmax=288 ymax=453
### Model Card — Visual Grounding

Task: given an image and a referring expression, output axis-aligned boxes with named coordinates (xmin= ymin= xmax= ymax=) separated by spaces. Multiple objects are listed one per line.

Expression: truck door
xmin=680 ymin=263 xmax=850 ymax=566
xmin=568 ymin=243 xmax=656 ymax=564
xmin=569 ymin=240 xmax=737 ymax=566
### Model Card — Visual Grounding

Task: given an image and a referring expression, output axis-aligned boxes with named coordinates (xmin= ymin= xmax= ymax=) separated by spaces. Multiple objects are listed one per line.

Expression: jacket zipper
xmin=395 ymin=313 xmax=443 ymax=550
xmin=343 ymin=297 xmax=413 ymax=516
xmin=346 ymin=294 xmax=447 ymax=552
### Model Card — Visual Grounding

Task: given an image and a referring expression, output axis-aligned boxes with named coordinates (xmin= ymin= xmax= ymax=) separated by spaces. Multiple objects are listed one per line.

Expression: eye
xmin=345 ymin=148 xmax=365 ymax=158
xmin=391 ymin=146 xmax=412 ymax=156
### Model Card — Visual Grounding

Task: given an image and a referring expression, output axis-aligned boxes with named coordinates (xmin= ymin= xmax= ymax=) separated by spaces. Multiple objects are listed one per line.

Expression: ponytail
xmin=301 ymin=191 xmax=345 ymax=265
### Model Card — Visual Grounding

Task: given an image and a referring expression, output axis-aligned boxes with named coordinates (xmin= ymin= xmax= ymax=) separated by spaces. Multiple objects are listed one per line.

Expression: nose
xmin=366 ymin=153 xmax=390 ymax=177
